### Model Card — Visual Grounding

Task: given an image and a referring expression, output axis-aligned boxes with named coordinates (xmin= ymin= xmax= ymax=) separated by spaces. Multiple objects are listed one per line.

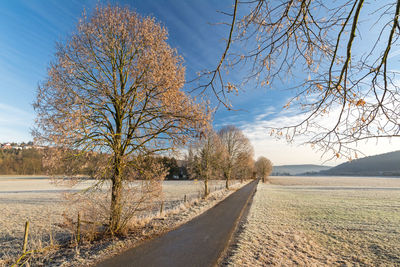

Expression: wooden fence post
xmin=76 ymin=212 xmax=81 ymax=245
xmin=49 ymin=226 xmax=53 ymax=247
xmin=184 ymin=194 xmax=187 ymax=203
xmin=22 ymin=221 xmax=29 ymax=254
xmin=159 ymin=201 xmax=164 ymax=215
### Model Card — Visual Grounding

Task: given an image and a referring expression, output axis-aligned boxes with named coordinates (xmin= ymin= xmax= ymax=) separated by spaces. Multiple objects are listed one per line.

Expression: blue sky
xmin=1 ymin=1 xmax=399 ymax=165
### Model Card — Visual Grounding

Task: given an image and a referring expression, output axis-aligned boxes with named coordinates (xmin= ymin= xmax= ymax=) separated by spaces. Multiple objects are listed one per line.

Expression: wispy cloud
xmin=388 ymin=49 xmax=400 ymax=59
xmin=254 ymin=106 xmax=276 ymax=121
xmin=0 ymin=103 xmax=33 ymax=120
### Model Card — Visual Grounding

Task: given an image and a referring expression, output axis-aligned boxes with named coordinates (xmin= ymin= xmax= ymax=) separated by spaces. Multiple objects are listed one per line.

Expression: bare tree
xmin=34 ymin=5 xmax=209 ymax=234
xmin=234 ymin=149 xmax=255 ymax=183
xmin=255 ymin=156 xmax=273 ymax=183
xmin=218 ymin=125 xmax=253 ymax=189
xmin=186 ymin=144 xmax=196 ymax=179
xmin=190 ymin=130 xmax=226 ymax=196
xmin=203 ymin=0 xmax=400 ymax=159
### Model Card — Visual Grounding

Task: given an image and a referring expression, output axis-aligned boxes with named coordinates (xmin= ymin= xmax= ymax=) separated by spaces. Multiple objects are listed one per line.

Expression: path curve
xmin=96 ymin=180 xmax=258 ymax=267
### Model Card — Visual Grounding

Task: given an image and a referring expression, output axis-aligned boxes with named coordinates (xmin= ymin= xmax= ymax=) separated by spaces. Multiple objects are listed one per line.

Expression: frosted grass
xmin=0 ymin=177 xmax=229 ymax=264
xmin=227 ymin=176 xmax=400 ymax=266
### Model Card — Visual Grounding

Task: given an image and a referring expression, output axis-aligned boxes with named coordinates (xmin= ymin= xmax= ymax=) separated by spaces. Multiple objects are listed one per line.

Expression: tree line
xmin=0 ymin=147 xmax=186 ymax=179
xmin=187 ymin=125 xmax=273 ymax=197
xmin=0 ymin=148 xmax=44 ymax=175
xmin=0 ymin=141 xmax=272 ymax=184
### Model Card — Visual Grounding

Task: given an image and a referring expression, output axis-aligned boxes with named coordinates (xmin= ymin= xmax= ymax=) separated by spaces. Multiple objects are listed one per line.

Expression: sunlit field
xmin=227 ymin=176 xmax=400 ymax=266
xmin=0 ymin=176 xmax=230 ymax=264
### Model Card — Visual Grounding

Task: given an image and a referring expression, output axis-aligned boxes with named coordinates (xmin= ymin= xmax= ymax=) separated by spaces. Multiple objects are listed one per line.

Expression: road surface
xmin=96 ymin=180 xmax=258 ymax=267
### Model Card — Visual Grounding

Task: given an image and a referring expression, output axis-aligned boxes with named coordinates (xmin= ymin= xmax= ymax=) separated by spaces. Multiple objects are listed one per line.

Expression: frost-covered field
xmin=227 ymin=176 xmax=400 ymax=266
xmin=0 ymin=176 xmax=230 ymax=265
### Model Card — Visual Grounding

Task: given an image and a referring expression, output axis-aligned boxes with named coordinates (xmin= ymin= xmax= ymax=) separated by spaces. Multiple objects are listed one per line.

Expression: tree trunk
xmin=204 ymin=179 xmax=209 ymax=197
xmin=225 ymin=168 xmax=231 ymax=189
xmin=110 ymin=156 xmax=123 ymax=234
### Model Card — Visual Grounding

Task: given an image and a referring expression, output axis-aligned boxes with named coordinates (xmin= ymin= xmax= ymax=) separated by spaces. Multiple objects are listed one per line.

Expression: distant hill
xmin=272 ymin=164 xmax=331 ymax=176
xmin=321 ymin=150 xmax=400 ymax=176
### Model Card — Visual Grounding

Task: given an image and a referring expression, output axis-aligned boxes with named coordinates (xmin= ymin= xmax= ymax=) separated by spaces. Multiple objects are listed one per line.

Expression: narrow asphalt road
xmin=96 ymin=180 xmax=259 ymax=267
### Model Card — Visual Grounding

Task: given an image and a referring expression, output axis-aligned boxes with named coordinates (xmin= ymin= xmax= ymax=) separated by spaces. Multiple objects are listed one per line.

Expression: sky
xmin=1 ymin=0 xmax=399 ymax=166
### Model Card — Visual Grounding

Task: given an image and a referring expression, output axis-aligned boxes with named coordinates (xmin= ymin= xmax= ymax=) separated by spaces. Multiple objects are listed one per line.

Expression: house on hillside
xmin=1 ymin=143 xmax=12 ymax=149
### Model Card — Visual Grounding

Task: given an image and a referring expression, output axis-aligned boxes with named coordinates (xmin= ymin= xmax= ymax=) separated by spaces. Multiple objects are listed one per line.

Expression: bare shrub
xmin=60 ymin=157 xmax=167 ymax=239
